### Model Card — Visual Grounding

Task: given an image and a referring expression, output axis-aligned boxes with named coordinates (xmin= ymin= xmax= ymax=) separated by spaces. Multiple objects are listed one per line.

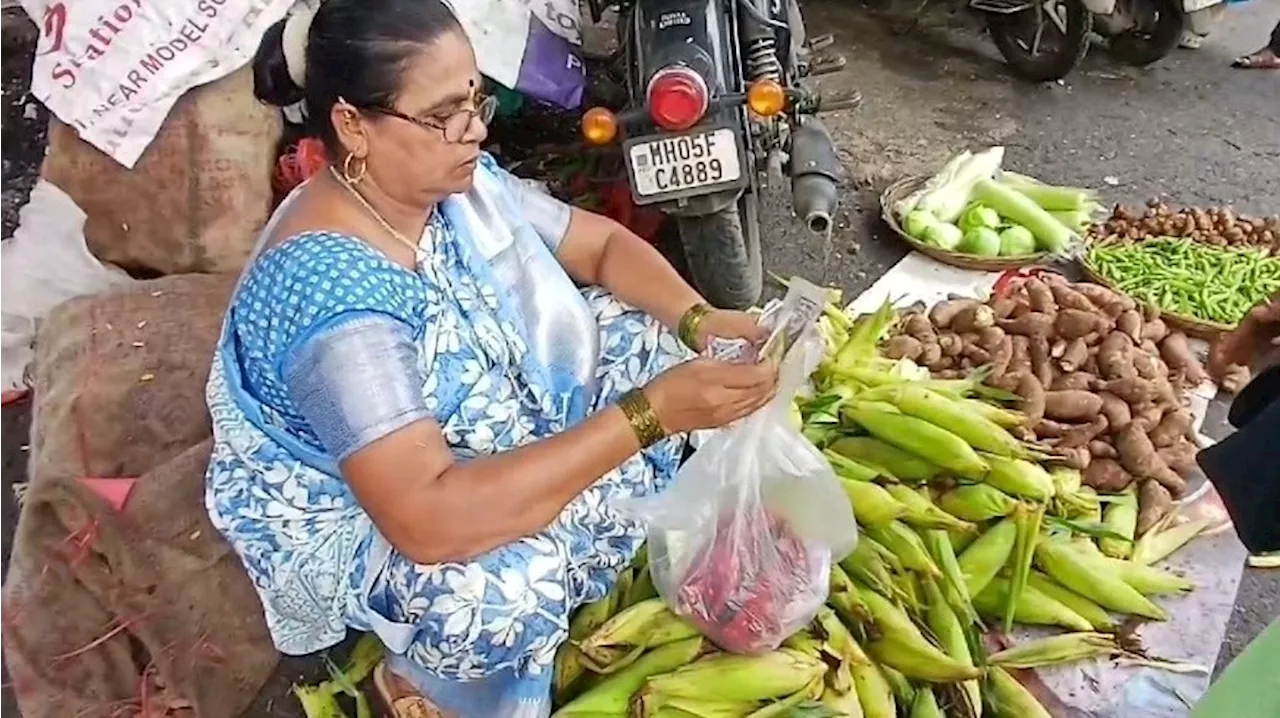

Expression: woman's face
xmin=343 ymin=29 xmax=488 ymax=205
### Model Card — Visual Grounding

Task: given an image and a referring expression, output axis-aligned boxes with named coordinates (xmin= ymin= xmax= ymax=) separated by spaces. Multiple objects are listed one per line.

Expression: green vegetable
xmin=1085 ymin=238 xmax=1280 ymax=326
xmin=904 ymin=209 xmax=939 ymax=239
xmin=958 ymin=227 xmax=1002 ymax=256
xmin=970 ymin=178 xmax=1076 ymax=254
xmin=960 ymin=203 xmax=1000 ymax=232
xmin=999 ymin=226 xmax=1037 ymax=256
xmin=999 ymin=173 xmax=1097 ymax=211
xmin=1048 ymin=209 xmax=1095 ymax=233
xmin=903 ymin=147 xmax=1005 ymax=223
xmin=922 ymin=222 xmax=964 ymax=251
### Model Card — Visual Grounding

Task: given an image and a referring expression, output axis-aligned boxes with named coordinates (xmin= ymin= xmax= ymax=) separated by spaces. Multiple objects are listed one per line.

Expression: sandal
xmin=373 ymin=661 xmax=452 ymax=718
xmin=1232 ymin=50 xmax=1280 ymax=69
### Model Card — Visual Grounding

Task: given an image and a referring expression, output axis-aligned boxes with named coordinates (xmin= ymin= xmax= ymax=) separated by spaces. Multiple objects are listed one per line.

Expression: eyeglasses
xmin=363 ymin=93 xmax=497 ymax=143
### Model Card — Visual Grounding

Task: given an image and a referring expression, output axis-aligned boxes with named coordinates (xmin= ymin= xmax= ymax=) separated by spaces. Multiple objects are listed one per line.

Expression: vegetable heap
xmin=1096 ymin=199 xmax=1279 ymax=254
xmin=548 ymin=295 xmax=1212 ymax=718
xmin=1085 ymin=238 xmax=1280 ymax=327
xmin=894 ymin=148 xmax=1099 ymax=259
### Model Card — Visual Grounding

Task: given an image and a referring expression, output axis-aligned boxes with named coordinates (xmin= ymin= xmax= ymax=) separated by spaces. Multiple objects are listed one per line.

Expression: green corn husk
xmin=1097 ymin=555 xmax=1194 ymax=595
xmin=921 ymin=528 xmax=979 ymax=626
xmin=826 ymin=449 xmax=890 ymax=483
xmin=973 ymin=577 xmax=1094 ymax=632
xmin=840 ymin=476 xmax=909 ymax=527
xmin=828 ymin=436 xmax=944 ymax=483
xmin=981 ymin=455 xmax=1055 ymax=502
xmin=1034 ymin=538 xmax=1167 ymax=620
xmin=961 ymin=398 xmax=1025 ymax=428
xmin=1099 ymin=489 xmax=1138 ymax=559
xmin=554 ymin=638 xmax=707 ymax=716
xmin=1004 ymin=502 xmax=1045 ymax=633
xmin=293 ymin=685 xmax=346 ymax=718
xmin=879 ymin=665 xmax=916 ymax=707
xmin=578 ymin=598 xmax=700 ymax=672
xmin=988 ymin=632 xmax=1120 ymax=669
xmin=843 ymin=403 xmax=990 ymax=480
xmin=921 ymin=578 xmax=981 ymax=714
xmin=957 ymin=517 xmax=1019 ymax=597
xmin=1132 ymin=516 xmax=1213 ymax=565
xmin=939 ymin=484 xmax=1019 ymax=522
xmin=828 ymin=564 xmax=871 ymax=625
xmin=863 ymin=521 xmax=941 ymax=576
xmin=814 ymin=607 xmax=895 ymax=718
xmin=841 ymin=540 xmax=909 ymax=604
xmin=909 ymin=687 xmax=945 ymax=718
xmin=854 ymin=585 xmax=981 ymax=682
xmin=556 ymin=591 xmax=619 ymax=701
xmin=1026 ymin=571 xmax=1116 ymax=631
xmin=986 ymin=667 xmax=1052 ymax=718
xmin=882 ymin=385 xmax=1032 ymax=460
xmin=835 ymin=300 xmax=897 ymax=370
xmin=886 ymin=484 xmax=977 ymax=533
xmin=949 ymin=527 xmax=978 ymax=555
xmin=639 ymin=648 xmax=827 ymax=704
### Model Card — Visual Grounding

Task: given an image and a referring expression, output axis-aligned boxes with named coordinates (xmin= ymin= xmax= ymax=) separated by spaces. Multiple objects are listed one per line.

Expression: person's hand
xmin=694 ymin=309 xmax=768 ymax=351
xmin=1208 ymin=293 xmax=1280 ymax=382
xmin=643 ymin=358 xmax=778 ymax=434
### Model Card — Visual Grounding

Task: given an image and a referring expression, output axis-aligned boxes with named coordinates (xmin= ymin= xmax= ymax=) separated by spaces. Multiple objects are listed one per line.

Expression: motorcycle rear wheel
xmin=675 ymin=192 xmax=763 ymax=310
xmin=988 ymin=0 xmax=1092 ymax=82
xmin=1108 ymin=0 xmax=1185 ymax=67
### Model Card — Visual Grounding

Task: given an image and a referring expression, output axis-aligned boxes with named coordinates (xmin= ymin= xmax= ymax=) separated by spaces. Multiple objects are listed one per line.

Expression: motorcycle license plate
xmin=626 ymin=128 xmax=743 ymax=199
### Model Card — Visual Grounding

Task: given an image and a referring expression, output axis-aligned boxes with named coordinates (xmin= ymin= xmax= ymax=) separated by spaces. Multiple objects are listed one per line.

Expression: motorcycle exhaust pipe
xmin=789 ymin=117 xmax=846 ymax=240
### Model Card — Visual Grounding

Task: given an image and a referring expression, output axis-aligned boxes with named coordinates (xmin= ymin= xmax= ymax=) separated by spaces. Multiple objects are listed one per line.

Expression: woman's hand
xmin=1209 ymin=293 xmax=1280 ymax=382
xmin=694 ymin=309 xmax=768 ymax=351
xmin=643 ymin=358 xmax=778 ymax=434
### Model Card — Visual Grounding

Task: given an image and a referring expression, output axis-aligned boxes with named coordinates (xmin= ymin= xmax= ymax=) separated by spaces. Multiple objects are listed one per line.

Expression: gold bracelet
xmin=618 ymin=388 xmax=667 ymax=448
xmin=677 ymin=302 xmax=715 ymax=350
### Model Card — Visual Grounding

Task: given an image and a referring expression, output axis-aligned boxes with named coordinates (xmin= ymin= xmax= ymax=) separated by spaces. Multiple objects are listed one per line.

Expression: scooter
xmin=579 ymin=0 xmax=858 ymax=310
xmin=972 ymin=0 xmax=1224 ymax=82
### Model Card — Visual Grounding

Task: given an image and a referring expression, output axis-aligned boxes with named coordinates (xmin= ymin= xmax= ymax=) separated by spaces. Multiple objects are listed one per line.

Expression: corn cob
xmin=886 ymin=385 xmax=1032 ymax=460
xmin=863 ymin=536 xmax=905 ymax=573
xmin=827 ymin=449 xmax=890 ymax=483
xmin=625 ymin=567 xmax=659 ymax=609
xmin=1099 ymin=489 xmax=1138 ymax=559
xmin=908 ymin=686 xmax=945 ymax=718
xmin=829 ymin=436 xmax=944 ymax=483
xmin=840 ymin=539 xmax=908 ymax=604
xmin=988 ymin=632 xmax=1120 ymax=669
xmin=1004 ymin=502 xmax=1045 ymax=633
xmin=1132 ymin=516 xmax=1212 ymax=566
xmin=921 ymin=578 xmax=981 ymax=715
xmin=844 ymin=403 xmax=990 ymax=480
xmin=834 ymin=300 xmax=895 ymax=369
xmin=829 ymin=563 xmax=871 ymax=625
xmin=814 ymin=607 xmax=895 ymax=718
xmin=939 ymin=484 xmax=1019 ymax=522
xmin=1034 ymin=537 xmax=1167 ymax=620
xmin=863 ymin=521 xmax=941 ymax=576
xmin=840 ymin=476 xmax=909 ymax=527
xmin=1049 ymin=466 xmax=1082 ymax=495
xmin=644 ymin=696 xmax=758 ymax=718
xmin=1098 ymin=555 xmax=1194 ymax=595
xmin=986 ymin=667 xmax=1052 ymax=718
xmin=292 ymin=685 xmax=345 ymax=718
xmin=981 ymin=455 xmax=1055 ymax=501
xmin=637 ymin=648 xmax=826 ymax=704
xmin=578 ymin=598 xmax=700 ymax=671
xmin=972 ymin=576 xmax=1094 ymax=632
xmin=553 ymin=636 xmax=705 ymax=716
xmin=921 ymin=528 xmax=979 ymax=626
xmin=821 ymin=685 xmax=865 ymax=717
xmin=886 ymin=484 xmax=976 ymax=533
xmin=957 ymin=517 xmax=1018 ymax=597
xmin=962 ymin=398 xmax=1026 ymax=428
xmin=948 ymin=527 xmax=977 ymax=554
xmin=1025 ymin=571 xmax=1116 ymax=631
xmin=555 ymin=590 xmax=621 ymax=701
xmin=854 ymin=584 xmax=982 ymax=682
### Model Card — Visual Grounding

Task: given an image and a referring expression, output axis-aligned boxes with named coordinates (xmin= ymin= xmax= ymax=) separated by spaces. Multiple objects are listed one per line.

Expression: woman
xmin=205 ymin=1 xmax=777 ymax=716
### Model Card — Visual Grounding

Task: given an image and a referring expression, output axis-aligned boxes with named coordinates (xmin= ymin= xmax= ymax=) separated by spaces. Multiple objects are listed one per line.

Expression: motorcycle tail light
xmin=646 ymin=66 xmax=709 ymax=132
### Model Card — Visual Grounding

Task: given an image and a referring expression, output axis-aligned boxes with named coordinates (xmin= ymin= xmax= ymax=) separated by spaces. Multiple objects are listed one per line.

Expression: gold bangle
xmin=677 ymin=302 xmax=715 ymax=350
xmin=618 ymin=388 xmax=667 ymax=448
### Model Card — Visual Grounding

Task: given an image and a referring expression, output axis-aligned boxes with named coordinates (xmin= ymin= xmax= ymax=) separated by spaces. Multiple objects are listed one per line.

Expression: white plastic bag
xmin=2 ymin=180 xmax=135 ymax=395
xmin=627 ymin=282 xmax=858 ymax=654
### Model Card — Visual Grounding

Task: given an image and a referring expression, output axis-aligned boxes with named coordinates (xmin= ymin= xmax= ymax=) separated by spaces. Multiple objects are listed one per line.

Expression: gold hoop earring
xmin=342 ymin=153 xmax=367 ymax=184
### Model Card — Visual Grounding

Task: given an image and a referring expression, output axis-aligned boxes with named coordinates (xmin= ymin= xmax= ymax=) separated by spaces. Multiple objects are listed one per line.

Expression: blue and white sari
xmin=205 ymin=155 xmax=690 ymax=716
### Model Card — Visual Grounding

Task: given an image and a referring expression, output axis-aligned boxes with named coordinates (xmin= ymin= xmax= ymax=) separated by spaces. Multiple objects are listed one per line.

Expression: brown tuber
xmin=1098 ymin=392 xmax=1132 ymax=429
xmin=1157 ymin=441 xmax=1198 ymax=475
xmin=950 ymin=304 xmax=997 ymax=333
xmin=1089 ymin=440 xmax=1118 ymax=459
xmin=1044 ymin=391 xmax=1104 ymax=422
xmin=1056 ymin=415 xmax=1110 ymax=450
xmin=883 ymin=335 xmax=924 ymax=361
xmin=1056 ymin=309 xmax=1112 ymax=340
xmin=1083 ymin=458 xmax=1134 ymax=492
xmin=999 ymin=312 xmax=1055 ymax=337
xmin=1053 ymin=372 xmax=1097 ymax=392
xmin=1136 ymin=480 xmax=1174 ymax=535
xmin=1059 ymin=338 xmax=1089 ymax=373
xmin=929 ymin=298 xmax=984 ymax=329
xmin=1017 ymin=374 xmax=1047 ymax=424
xmin=1115 ymin=423 xmax=1187 ymax=496
xmin=1159 ymin=332 xmax=1209 ymax=386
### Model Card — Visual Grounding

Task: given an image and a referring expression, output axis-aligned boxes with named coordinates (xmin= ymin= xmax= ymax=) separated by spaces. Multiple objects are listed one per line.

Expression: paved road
xmin=3 ymin=0 xmax=1277 ymax=715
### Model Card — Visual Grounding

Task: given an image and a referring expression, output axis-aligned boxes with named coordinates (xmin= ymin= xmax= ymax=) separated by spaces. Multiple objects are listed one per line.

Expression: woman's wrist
xmin=677 ymin=302 xmax=715 ymax=351
xmin=618 ymin=388 xmax=668 ymax=448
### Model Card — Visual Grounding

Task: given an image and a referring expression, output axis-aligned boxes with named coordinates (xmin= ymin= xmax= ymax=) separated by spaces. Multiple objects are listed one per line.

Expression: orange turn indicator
xmin=581 ymin=107 xmax=619 ymax=145
xmin=746 ymin=79 xmax=786 ymax=117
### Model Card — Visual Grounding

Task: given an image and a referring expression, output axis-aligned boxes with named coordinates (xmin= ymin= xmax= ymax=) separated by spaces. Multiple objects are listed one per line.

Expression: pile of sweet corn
xmin=551 ymin=298 xmax=1209 ymax=718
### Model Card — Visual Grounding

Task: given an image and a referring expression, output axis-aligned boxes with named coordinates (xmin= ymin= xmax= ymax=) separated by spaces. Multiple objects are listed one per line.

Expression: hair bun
xmin=252 ymin=18 xmax=305 ymax=107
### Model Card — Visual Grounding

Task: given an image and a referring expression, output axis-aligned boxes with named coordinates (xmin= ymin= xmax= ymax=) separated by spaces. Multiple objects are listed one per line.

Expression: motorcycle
xmin=580 ymin=0 xmax=857 ymax=309
xmin=971 ymin=0 xmax=1224 ymax=82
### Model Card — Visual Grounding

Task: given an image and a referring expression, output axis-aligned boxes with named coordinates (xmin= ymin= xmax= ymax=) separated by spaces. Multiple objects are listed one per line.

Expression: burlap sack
xmin=2 ymin=273 xmax=280 ymax=718
xmin=40 ymin=67 xmax=281 ymax=276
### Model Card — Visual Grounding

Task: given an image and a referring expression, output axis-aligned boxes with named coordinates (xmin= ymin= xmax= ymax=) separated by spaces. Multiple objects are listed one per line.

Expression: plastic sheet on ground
xmin=847 ymin=251 xmax=1249 ymax=718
